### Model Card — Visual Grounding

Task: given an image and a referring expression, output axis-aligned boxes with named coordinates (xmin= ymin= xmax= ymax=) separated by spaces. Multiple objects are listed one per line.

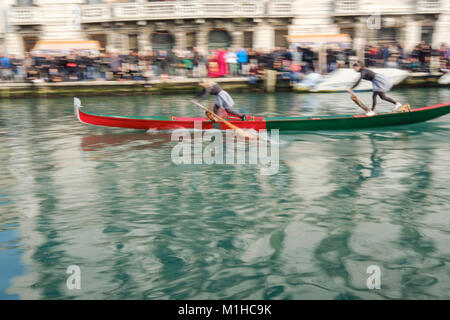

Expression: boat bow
xmin=74 ymin=97 xmax=87 ymax=124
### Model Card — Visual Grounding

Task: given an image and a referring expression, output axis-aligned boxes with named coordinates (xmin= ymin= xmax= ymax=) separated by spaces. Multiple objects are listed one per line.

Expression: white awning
xmin=287 ymin=34 xmax=352 ymax=46
xmin=31 ymin=40 xmax=102 ymax=55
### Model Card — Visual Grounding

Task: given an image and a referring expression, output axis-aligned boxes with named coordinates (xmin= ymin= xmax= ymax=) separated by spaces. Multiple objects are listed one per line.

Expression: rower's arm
xmin=351 ymin=73 xmax=363 ymax=89
xmin=196 ymin=87 xmax=211 ymax=100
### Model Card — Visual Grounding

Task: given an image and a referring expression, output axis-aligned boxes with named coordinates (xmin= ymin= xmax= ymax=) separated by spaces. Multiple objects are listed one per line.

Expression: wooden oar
xmin=190 ymin=100 xmax=258 ymax=140
xmin=348 ymin=90 xmax=369 ymax=112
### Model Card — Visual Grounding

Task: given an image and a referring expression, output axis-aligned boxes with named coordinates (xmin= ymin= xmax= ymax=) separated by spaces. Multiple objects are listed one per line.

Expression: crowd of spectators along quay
xmin=0 ymin=42 xmax=449 ymax=83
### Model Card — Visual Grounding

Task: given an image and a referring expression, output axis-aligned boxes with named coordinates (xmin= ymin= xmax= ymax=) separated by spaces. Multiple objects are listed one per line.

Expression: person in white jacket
xmin=225 ymin=49 xmax=238 ymax=76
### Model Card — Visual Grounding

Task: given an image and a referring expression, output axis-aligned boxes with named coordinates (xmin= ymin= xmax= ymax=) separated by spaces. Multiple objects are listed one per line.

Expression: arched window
xmin=151 ymin=31 xmax=174 ymax=52
xmin=23 ymin=36 xmax=38 ymax=53
xmin=208 ymin=30 xmax=231 ymax=50
xmin=275 ymin=29 xmax=288 ymax=48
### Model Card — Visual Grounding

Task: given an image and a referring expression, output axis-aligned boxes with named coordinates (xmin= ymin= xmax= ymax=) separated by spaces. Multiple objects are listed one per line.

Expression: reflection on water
xmin=0 ymin=88 xmax=450 ymax=299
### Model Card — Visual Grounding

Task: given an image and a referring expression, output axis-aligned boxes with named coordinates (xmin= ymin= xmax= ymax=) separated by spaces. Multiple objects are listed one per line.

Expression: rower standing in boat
xmin=196 ymin=79 xmax=247 ymax=121
xmin=348 ymin=61 xmax=402 ymax=116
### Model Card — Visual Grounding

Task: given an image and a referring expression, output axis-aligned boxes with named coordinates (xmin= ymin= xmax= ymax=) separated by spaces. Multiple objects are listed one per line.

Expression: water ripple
xmin=1 ymin=90 xmax=450 ymax=299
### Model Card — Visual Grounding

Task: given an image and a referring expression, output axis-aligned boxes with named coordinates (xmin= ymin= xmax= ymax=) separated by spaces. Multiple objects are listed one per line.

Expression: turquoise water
xmin=1 ymin=88 xmax=450 ymax=299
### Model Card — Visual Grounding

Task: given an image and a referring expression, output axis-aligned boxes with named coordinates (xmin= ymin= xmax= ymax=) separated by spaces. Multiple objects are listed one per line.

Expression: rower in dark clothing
xmin=348 ymin=61 xmax=402 ymax=116
xmin=196 ymin=79 xmax=247 ymax=121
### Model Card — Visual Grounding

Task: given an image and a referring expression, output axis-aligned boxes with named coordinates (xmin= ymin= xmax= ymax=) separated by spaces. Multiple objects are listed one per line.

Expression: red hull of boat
xmin=77 ymin=108 xmax=268 ymax=131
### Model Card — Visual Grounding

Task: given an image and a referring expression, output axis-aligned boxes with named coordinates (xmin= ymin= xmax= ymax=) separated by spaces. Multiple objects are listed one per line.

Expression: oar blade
xmin=350 ymin=94 xmax=369 ymax=112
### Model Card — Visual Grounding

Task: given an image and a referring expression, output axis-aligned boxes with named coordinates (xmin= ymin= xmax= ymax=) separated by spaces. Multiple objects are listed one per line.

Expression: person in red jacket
xmin=217 ymin=49 xmax=228 ymax=77
xmin=207 ymin=51 xmax=220 ymax=78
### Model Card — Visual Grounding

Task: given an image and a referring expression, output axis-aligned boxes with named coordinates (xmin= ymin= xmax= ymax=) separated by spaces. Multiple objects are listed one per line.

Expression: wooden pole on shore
xmin=264 ymin=69 xmax=277 ymax=93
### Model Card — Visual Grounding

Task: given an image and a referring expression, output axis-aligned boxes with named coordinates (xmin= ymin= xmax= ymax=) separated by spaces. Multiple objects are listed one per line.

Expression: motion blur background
xmin=0 ymin=0 xmax=449 ymax=83
xmin=1 ymin=0 xmax=449 ymax=55
xmin=1 ymin=1 xmax=450 ymax=301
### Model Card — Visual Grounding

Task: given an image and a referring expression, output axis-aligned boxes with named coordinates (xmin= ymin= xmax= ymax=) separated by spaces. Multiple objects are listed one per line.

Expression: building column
xmin=106 ymin=32 xmax=121 ymax=53
xmin=353 ymin=17 xmax=367 ymax=60
xmin=253 ymin=21 xmax=274 ymax=52
xmin=433 ymin=13 xmax=450 ymax=48
xmin=196 ymin=22 xmax=209 ymax=55
xmin=138 ymin=26 xmax=152 ymax=53
xmin=4 ymin=31 xmax=23 ymax=57
xmin=232 ymin=31 xmax=243 ymax=49
xmin=174 ymin=28 xmax=186 ymax=51
xmin=120 ymin=33 xmax=129 ymax=53
xmin=403 ymin=17 xmax=421 ymax=52
xmin=108 ymin=31 xmax=128 ymax=54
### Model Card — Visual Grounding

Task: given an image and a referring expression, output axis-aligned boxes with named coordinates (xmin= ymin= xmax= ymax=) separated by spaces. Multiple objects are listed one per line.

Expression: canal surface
xmin=1 ymin=88 xmax=450 ymax=299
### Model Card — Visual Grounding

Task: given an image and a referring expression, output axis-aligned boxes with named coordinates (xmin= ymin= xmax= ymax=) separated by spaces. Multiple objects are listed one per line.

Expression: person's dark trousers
xmin=239 ymin=62 xmax=244 ymax=74
xmin=213 ymin=104 xmax=244 ymax=119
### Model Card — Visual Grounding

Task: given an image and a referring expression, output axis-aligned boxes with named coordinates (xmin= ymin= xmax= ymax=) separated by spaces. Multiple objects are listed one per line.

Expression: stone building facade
xmin=1 ymin=0 xmax=449 ymax=57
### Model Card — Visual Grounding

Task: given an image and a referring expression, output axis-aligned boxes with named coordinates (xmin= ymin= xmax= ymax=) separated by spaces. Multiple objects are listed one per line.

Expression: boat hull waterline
xmin=74 ymin=98 xmax=450 ymax=131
